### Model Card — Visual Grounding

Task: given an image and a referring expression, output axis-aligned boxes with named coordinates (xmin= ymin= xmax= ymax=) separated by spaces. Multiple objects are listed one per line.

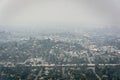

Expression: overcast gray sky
xmin=0 ymin=0 xmax=120 ymax=29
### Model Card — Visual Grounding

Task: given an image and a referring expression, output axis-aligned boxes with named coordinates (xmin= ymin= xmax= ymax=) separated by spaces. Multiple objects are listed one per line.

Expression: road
xmin=86 ymin=52 xmax=101 ymax=80
xmin=34 ymin=68 xmax=43 ymax=80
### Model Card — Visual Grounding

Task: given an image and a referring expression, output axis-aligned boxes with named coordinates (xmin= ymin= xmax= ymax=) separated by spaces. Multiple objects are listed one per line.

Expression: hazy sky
xmin=0 ymin=0 xmax=120 ymax=28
